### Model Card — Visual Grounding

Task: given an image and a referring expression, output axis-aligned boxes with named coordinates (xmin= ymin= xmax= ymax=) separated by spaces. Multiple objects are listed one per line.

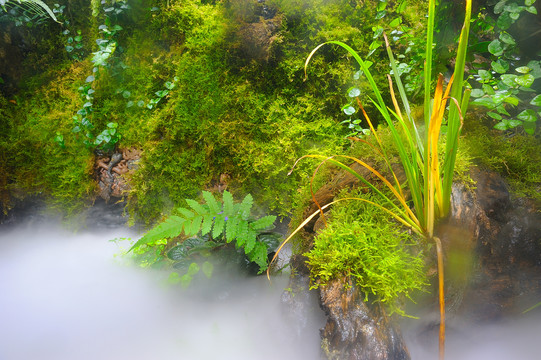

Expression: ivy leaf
xmin=501 ymin=74 xmax=518 ymax=87
xmin=488 ymin=39 xmax=504 ymax=56
xmin=494 ymin=121 xmax=509 ymax=131
xmin=471 ymin=89 xmax=485 ymax=98
xmin=499 ymin=32 xmax=516 ymax=45
xmin=497 ymin=12 xmax=513 ymax=30
xmin=515 ymin=74 xmax=534 ymax=88
xmin=348 ymin=87 xmax=361 ymax=98
xmin=487 ymin=112 xmax=503 ymax=120
xmin=342 ymin=105 xmax=356 ymax=116
xmin=530 ymin=94 xmax=541 ymax=106
xmin=491 ymin=59 xmax=509 ymax=74
xmin=517 ymin=109 xmax=537 ymax=122
xmin=516 ymin=66 xmax=531 ymax=74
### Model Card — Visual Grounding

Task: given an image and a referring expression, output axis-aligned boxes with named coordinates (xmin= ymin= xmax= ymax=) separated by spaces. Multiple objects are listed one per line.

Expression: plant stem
xmin=434 ymin=236 xmax=445 ymax=360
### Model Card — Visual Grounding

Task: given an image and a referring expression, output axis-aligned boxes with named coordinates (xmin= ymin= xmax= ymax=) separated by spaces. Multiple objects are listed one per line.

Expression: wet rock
xmin=437 ymin=169 xmax=541 ymax=321
xmin=319 ymin=277 xmax=410 ymax=360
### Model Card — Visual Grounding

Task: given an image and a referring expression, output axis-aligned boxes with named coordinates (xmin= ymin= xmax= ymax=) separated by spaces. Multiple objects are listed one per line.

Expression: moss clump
xmin=305 ymin=189 xmax=428 ymax=316
xmin=462 ymin=121 xmax=541 ymax=202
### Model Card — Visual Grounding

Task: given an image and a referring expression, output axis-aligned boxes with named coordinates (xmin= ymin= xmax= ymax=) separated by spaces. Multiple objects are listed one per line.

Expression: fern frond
xmin=250 ymin=215 xmax=276 ymax=231
xmin=213 ymin=213 xmax=226 ymax=238
xmin=202 ymin=191 xmax=221 ymax=214
xmin=238 ymin=194 xmax=253 ymax=220
xmin=129 ymin=216 xmax=185 ymax=251
xmin=185 ymin=198 xmax=208 ymax=215
xmin=222 ymin=190 xmax=234 ymax=216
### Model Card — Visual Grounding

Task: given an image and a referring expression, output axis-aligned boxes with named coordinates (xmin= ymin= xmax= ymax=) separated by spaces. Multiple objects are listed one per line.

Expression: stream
xmin=0 ymin=207 xmax=324 ymax=360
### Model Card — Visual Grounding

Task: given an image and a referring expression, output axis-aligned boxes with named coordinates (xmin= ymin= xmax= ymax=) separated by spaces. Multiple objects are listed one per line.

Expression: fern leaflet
xmin=185 ymin=198 xmax=208 ymax=215
xmin=129 ymin=215 xmax=185 ymax=251
xmin=250 ymin=215 xmax=277 ymax=230
xmin=222 ymin=190 xmax=234 ymax=216
xmin=202 ymin=191 xmax=220 ymax=214
xmin=213 ymin=213 xmax=226 ymax=238
xmin=238 ymin=194 xmax=253 ymax=220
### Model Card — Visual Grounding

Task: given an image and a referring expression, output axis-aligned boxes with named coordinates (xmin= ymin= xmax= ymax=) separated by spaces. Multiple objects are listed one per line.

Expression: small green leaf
xmin=389 ymin=17 xmax=402 ymax=27
xmin=487 ymin=112 xmax=503 ymax=120
xmin=342 ymin=105 xmax=356 ymax=116
xmin=497 ymin=13 xmax=514 ymax=30
xmin=187 ymin=262 xmax=200 ymax=276
xmin=494 ymin=121 xmax=509 ymax=131
xmin=478 ymin=69 xmax=492 ymax=81
xmin=122 ymin=90 xmax=131 ymax=98
xmin=516 ymin=66 xmax=531 ymax=74
xmin=501 ymin=74 xmax=518 ymax=87
xmin=86 ymin=75 xmax=95 ymax=83
xmin=523 ymin=121 xmax=536 ymax=134
xmin=482 ymin=84 xmax=495 ymax=95
xmin=503 ymin=96 xmax=519 ymax=106
xmin=508 ymin=119 xmax=523 ymax=128
xmin=499 ymin=32 xmax=516 ymax=45
xmin=530 ymin=94 xmax=541 ymax=106
xmin=517 ymin=109 xmax=537 ymax=122
xmin=525 ymin=0 xmax=536 ymax=6
xmin=515 ymin=74 xmax=534 ymax=87
xmin=348 ymin=87 xmax=361 ymax=98
xmin=202 ymin=261 xmax=213 ymax=278
xmin=471 ymin=89 xmax=485 ymax=98
xmin=491 ymin=59 xmax=509 ymax=74
xmin=488 ymin=39 xmax=504 ymax=56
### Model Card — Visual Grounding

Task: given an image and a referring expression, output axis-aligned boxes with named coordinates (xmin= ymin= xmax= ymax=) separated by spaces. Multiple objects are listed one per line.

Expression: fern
xmin=129 ymin=190 xmax=278 ymax=273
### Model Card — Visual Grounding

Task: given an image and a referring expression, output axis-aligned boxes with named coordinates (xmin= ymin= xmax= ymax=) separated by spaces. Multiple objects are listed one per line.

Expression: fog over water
xmin=2 ymin=214 xmax=541 ymax=360
xmin=0 ymin=217 xmax=323 ymax=360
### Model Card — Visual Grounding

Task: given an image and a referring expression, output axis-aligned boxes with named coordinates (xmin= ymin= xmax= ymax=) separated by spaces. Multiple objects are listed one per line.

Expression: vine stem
xmin=434 ymin=236 xmax=445 ymax=360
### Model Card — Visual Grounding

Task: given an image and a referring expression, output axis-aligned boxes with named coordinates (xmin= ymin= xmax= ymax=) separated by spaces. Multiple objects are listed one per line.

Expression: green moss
xmin=305 ymin=189 xmax=428 ymax=316
xmin=462 ymin=120 xmax=541 ymax=201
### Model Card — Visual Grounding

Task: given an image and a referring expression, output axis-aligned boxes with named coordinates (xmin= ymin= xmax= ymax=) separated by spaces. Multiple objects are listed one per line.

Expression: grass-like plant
xmin=270 ymin=0 xmax=472 ymax=358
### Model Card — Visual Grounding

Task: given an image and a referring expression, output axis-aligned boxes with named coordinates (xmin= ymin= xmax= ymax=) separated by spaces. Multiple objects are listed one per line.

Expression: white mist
xmin=0 ymin=221 xmax=323 ymax=360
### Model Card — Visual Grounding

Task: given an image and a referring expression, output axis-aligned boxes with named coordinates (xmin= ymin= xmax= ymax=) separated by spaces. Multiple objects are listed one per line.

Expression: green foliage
xmin=305 ymin=190 xmax=427 ymax=316
xmin=1 ymin=0 xmax=59 ymax=24
xmin=130 ymin=191 xmax=278 ymax=273
xmin=468 ymin=0 xmax=541 ymax=134
xmin=462 ymin=121 xmax=541 ymax=202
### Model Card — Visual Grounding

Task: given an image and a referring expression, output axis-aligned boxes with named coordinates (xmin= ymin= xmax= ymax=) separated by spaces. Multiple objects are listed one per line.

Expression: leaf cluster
xmin=130 ymin=190 xmax=278 ymax=273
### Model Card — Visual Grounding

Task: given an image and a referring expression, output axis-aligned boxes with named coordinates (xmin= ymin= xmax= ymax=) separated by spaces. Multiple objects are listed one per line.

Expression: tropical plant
xmin=129 ymin=190 xmax=279 ymax=274
xmin=468 ymin=0 xmax=541 ymax=134
xmin=270 ymin=0 xmax=472 ymax=358
xmin=1 ymin=0 xmax=58 ymax=23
